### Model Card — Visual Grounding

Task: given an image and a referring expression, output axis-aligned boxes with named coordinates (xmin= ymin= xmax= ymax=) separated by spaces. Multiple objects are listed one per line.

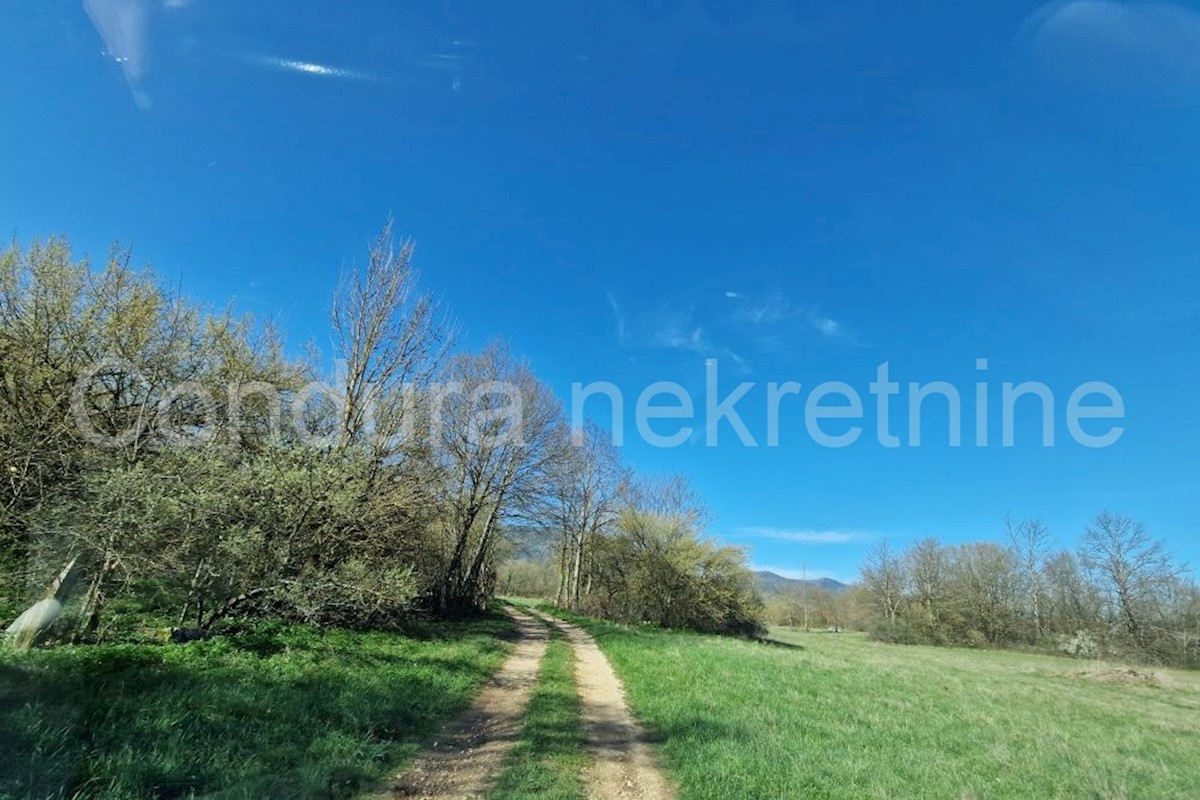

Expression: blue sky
xmin=3 ymin=0 xmax=1199 ymax=582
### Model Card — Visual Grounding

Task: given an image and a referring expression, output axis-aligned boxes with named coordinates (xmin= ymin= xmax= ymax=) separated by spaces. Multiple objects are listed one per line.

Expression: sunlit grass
xmin=555 ymin=612 xmax=1200 ymax=799
xmin=0 ymin=616 xmax=514 ymax=799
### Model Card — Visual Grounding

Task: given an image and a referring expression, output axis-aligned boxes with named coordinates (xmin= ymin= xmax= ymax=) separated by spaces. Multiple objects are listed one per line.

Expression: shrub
xmin=1058 ymin=629 xmax=1100 ymax=659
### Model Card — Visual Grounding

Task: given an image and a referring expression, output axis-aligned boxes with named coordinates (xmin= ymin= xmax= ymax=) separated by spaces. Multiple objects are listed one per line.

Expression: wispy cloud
xmin=605 ymin=291 xmax=627 ymax=343
xmin=243 ymin=54 xmax=382 ymax=83
xmin=807 ymin=312 xmax=843 ymax=338
xmin=420 ymin=52 xmax=468 ymax=71
xmin=731 ymin=291 xmax=790 ymax=325
xmin=735 ymin=527 xmax=875 ymax=544
xmin=726 ymin=290 xmax=860 ymax=346
xmin=1018 ymin=1 xmax=1200 ymax=98
xmin=652 ymin=309 xmax=708 ymax=352
xmin=606 ymin=293 xmax=712 ymax=354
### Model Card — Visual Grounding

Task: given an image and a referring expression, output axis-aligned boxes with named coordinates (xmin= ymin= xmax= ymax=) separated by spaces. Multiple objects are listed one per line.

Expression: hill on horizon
xmin=754 ymin=570 xmax=850 ymax=596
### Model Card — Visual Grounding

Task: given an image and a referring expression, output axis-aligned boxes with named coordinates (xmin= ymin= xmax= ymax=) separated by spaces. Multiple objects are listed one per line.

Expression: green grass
xmin=552 ymin=611 xmax=1200 ymax=799
xmin=488 ymin=627 xmax=588 ymax=800
xmin=0 ymin=615 xmax=515 ymax=799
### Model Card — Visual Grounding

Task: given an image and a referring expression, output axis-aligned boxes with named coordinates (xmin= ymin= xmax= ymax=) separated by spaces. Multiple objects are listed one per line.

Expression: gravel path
xmin=530 ymin=610 xmax=676 ymax=800
xmin=376 ymin=607 xmax=549 ymax=799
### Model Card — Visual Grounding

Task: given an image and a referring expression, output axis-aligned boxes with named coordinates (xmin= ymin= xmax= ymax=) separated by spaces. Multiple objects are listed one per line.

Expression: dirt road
xmin=378 ymin=608 xmax=548 ymax=799
xmin=529 ymin=610 xmax=676 ymax=800
xmin=378 ymin=606 xmax=674 ymax=800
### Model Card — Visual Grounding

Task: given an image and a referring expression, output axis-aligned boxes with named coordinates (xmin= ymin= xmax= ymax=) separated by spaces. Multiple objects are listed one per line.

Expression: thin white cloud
xmin=244 ymin=54 xmax=381 ymax=83
xmin=732 ymin=291 xmax=790 ymax=325
xmin=725 ymin=290 xmax=860 ymax=348
xmin=1018 ymin=1 xmax=1200 ymax=97
xmin=652 ymin=309 xmax=708 ymax=352
xmin=420 ymin=53 xmax=468 ymax=71
xmin=606 ymin=293 xmax=711 ymax=354
xmin=605 ymin=291 xmax=628 ymax=344
xmin=736 ymin=527 xmax=875 ymax=544
xmin=807 ymin=313 xmax=842 ymax=338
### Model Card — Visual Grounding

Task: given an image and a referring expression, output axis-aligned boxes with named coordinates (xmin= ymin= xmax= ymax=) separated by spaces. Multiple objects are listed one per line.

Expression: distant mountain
xmin=754 ymin=570 xmax=850 ymax=596
xmin=502 ymin=525 xmax=558 ymax=561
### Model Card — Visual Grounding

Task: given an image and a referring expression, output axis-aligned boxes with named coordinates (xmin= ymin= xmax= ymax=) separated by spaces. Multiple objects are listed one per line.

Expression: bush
xmin=868 ymin=622 xmax=927 ymax=645
xmin=1058 ymin=629 xmax=1100 ymax=659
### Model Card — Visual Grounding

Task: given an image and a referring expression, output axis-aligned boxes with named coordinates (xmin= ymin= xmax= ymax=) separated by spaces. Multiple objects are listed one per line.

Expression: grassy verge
xmin=488 ymin=626 xmax=587 ymax=800
xmin=0 ymin=614 xmax=514 ymax=799
xmin=547 ymin=609 xmax=1200 ymax=799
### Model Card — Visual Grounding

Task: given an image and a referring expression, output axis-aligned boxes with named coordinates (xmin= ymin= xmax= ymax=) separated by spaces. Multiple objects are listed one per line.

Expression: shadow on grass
xmin=0 ymin=613 xmax=513 ymax=799
xmin=642 ymin=713 xmax=745 ymax=748
xmin=751 ymin=635 xmax=806 ymax=651
xmin=489 ymin=635 xmax=588 ymax=800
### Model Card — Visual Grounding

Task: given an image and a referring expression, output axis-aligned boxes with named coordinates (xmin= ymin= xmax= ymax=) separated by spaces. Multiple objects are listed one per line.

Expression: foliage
xmin=856 ymin=515 xmax=1198 ymax=668
xmin=580 ymin=477 xmax=765 ymax=636
xmin=761 ymin=586 xmax=856 ymax=630
xmin=0 ymin=233 xmax=529 ymax=633
xmin=1058 ymin=629 xmax=1100 ymax=659
xmin=2 ymin=230 xmax=761 ymax=644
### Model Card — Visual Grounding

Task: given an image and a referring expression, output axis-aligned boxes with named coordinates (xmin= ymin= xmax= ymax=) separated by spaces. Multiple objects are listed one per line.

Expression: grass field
xmin=556 ymin=612 xmax=1200 ymax=799
xmin=488 ymin=628 xmax=588 ymax=800
xmin=0 ymin=615 xmax=514 ymax=799
xmin=7 ymin=603 xmax=1200 ymax=800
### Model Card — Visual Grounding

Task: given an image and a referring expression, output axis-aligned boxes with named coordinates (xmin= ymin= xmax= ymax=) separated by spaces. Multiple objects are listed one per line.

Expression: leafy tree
xmin=584 ymin=475 xmax=764 ymax=635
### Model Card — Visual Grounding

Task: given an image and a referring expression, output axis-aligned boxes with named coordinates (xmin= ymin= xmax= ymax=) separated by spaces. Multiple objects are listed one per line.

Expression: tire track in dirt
xmin=529 ymin=609 xmax=676 ymax=800
xmin=374 ymin=607 xmax=549 ymax=799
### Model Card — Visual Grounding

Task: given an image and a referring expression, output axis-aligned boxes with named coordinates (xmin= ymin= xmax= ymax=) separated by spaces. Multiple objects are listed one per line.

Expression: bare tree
xmin=946 ymin=542 xmax=1021 ymax=644
xmin=1006 ymin=516 xmax=1051 ymax=638
xmin=332 ymin=219 xmax=448 ymax=465
xmin=1042 ymin=549 xmax=1101 ymax=633
xmin=433 ymin=341 xmax=564 ymax=612
xmin=1080 ymin=511 xmax=1177 ymax=649
xmin=548 ymin=419 xmax=626 ymax=609
xmin=906 ymin=538 xmax=947 ymax=631
xmin=861 ymin=539 xmax=905 ymax=625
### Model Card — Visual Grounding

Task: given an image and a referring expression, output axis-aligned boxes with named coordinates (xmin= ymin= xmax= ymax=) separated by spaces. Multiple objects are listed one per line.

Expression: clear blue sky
xmin=3 ymin=0 xmax=1199 ymax=582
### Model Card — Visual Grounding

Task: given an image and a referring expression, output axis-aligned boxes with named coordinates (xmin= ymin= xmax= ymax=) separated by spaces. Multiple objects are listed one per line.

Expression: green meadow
xmin=5 ymin=606 xmax=1199 ymax=799
xmin=563 ymin=613 xmax=1200 ymax=800
xmin=0 ymin=616 xmax=513 ymax=799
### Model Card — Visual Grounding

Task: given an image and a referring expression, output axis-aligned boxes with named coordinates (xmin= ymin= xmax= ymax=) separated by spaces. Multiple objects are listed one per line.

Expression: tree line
xmin=0 ymin=227 xmax=764 ymax=644
xmin=857 ymin=514 xmax=1199 ymax=667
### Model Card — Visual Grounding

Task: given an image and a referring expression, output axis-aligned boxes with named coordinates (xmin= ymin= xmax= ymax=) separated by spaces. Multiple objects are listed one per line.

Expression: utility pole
xmin=802 ymin=563 xmax=810 ymax=631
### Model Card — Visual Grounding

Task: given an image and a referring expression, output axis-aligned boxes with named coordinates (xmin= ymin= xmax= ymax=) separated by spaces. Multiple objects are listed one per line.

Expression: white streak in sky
xmin=244 ymin=54 xmax=381 ymax=83
xmin=737 ymin=527 xmax=874 ymax=544
xmin=83 ymin=0 xmax=151 ymax=106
